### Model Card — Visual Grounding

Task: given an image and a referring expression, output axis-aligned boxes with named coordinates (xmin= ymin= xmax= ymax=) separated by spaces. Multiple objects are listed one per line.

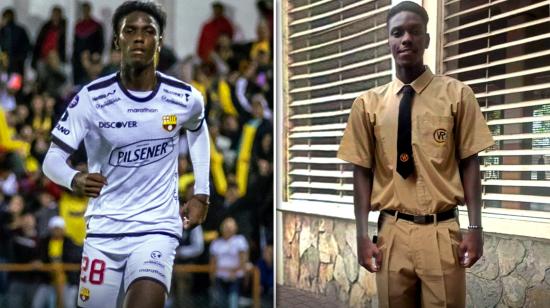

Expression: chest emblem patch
xmin=79 ymin=287 xmax=90 ymax=302
xmin=162 ymin=115 xmax=177 ymax=132
xmin=433 ymin=129 xmax=448 ymax=143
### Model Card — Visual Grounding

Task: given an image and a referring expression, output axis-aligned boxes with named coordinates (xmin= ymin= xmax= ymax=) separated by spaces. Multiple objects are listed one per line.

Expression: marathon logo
xmin=99 ymin=121 xmax=137 ymax=129
xmin=161 ymin=95 xmax=187 ymax=107
xmin=92 ymin=89 xmax=116 ymax=101
xmin=55 ymin=123 xmax=70 ymax=135
xmin=109 ymin=138 xmax=174 ymax=167
xmin=95 ymin=97 xmax=121 ymax=109
xmin=128 ymin=107 xmax=158 ymax=113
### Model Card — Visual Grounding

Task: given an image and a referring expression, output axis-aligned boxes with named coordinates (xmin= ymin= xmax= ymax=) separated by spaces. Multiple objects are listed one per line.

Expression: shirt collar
xmin=392 ymin=66 xmax=434 ymax=95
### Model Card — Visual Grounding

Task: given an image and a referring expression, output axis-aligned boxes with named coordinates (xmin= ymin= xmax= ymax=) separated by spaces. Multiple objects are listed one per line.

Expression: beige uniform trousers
xmin=376 ymin=212 xmax=465 ymax=308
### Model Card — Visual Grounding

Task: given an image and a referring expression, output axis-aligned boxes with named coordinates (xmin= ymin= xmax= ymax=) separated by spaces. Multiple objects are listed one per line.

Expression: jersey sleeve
xmin=337 ymin=95 xmax=376 ymax=168
xmin=51 ymin=90 xmax=93 ymax=153
xmin=183 ymin=88 xmax=206 ymax=131
xmin=455 ymin=85 xmax=495 ymax=159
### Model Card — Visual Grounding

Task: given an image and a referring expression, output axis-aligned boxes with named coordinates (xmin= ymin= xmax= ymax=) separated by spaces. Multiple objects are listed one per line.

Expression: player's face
xmin=116 ymin=11 xmax=162 ymax=69
xmin=388 ymin=11 xmax=429 ymax=69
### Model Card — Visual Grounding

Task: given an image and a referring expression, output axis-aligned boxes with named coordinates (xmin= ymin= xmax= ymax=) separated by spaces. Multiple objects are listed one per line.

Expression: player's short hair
xmin=387 ymin=1 xmax=429 ymax=29
xmin=112 ymin=1 xmax=166 ymax=36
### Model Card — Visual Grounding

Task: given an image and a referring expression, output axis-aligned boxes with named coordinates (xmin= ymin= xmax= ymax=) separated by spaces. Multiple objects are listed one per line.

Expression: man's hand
xmin=357 ymin=236 xmax=382 ymax=273
xmin=458 ymin=229 xmax=483 ymax=268
xmin=71 ymin=172 xmax=107 ymax=198
xmin=181 ymin=194 xmax=209 ymax=230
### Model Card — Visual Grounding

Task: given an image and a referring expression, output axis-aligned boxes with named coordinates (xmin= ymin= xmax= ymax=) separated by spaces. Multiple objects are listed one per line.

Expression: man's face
xmin=388 ymin=11 xmax=429 ymax=69
xmin=116 ymin=11 xmax=162 ymax=69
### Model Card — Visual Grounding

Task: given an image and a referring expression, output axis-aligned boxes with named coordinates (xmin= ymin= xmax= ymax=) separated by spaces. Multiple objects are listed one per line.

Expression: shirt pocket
xmin=416 ymin=115 xmax=454 ymax=159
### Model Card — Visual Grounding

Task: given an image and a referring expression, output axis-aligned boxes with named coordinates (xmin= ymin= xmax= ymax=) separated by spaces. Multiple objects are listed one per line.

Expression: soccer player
xmin=42 ymin=2 xmax=210 ymax=307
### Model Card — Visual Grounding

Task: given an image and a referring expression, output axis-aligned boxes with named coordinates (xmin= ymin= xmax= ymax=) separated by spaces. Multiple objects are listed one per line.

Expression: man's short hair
xmin=2 ymin=8 xmax=15 ymax=20
xmin=387 ymin=1 xmax=429 ymax=28
xmin=112 ymin=0 xmax=166 ymax=36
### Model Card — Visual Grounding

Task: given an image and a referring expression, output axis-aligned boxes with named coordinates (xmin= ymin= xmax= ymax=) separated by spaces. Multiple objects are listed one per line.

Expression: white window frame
xmin=276 ymin=0 xmax=550 ymax=247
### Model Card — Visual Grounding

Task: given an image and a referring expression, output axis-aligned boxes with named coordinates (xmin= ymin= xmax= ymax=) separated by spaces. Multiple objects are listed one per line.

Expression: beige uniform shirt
xmin=337 ymin=68 xmax=494 ymax=215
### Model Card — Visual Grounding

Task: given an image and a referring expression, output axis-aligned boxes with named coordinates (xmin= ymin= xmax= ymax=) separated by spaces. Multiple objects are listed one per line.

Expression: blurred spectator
xmin=234 ymin=62 xmax=272 ymax=126
xmin=99 ymin=44 xmax=122 ymax=77
xmin=32 ymin=6 xmax=66 ymax=70
xmin=57 ymin=190 xmax=87 ymax=247
xmin=0 ymin=8 xmax=31 ymax=77
xmin=34 ymin=192 xmax=58 ymax=238
xmin=7 ymin=212 xmax=41 ymax=308
xmin=0 ymin=155 xmax=19 ymax=196
xmin=210 ymin=34 xmax=236 ymax=76
xmin=258 ymin=244 xmax=273 ymax=308
xmin=171 ymin=224 xmax=205 ymax=308
xmin=0 ymin=51 xmax=22 ymax=112
xmin=158 ymin=45 xmax=178 ymax=74
xmin=72 ymin=2 xmax=104 ymax=86
xmin=256 ymin=0 xmax=273 ymax=41
xmin=210 ymin=217 xmax=248 ymax=308
xmin=176 ymin=225 xmax=204 ymax=263
xmin=30 ymin=93 xmax=55 ymax=136
xmin=197 ymin=2 xmax=234 ymax=61
xmin=80 ymin=50 xmax=104 ymax=82
xmin=236 ymin=95 xmax=272 ymax=197
xmin=250 ymin=20 xmax=270 ymax=62
xmin=36 ymin=51 xmax=67 ymax=100
xmin=34 ymin=216 xmax=82 ymax=308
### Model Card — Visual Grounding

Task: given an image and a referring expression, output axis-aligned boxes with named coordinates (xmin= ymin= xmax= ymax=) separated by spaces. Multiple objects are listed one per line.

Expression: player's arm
xmin=458 ymin=154 xmax=483 ymax=268
xmin=353 ymin=165 xmax=381 ymax=273
xmin=337 ymin=95 xmax=380 ymax=272
xmin=42 ymin=91 xmax=107 ymax=197
xmin=455 ymin=85 xmax=494 ymax=268
xmin=42 ymin=143 xmax=107 ymax=197
xmin=181 ymin=89 xmax=211 ymax=230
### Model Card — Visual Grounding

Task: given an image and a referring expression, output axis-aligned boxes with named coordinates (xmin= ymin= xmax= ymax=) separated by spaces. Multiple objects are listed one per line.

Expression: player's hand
xmin=71 ymin=172 xmax=107 ymax=198
xmin=181 ymin=194 xmax=209 ymax=230
xmin=357 ymin=236 xmax=382 ymax=273
xmin=459 ymin=229 xmax=483 ymax=268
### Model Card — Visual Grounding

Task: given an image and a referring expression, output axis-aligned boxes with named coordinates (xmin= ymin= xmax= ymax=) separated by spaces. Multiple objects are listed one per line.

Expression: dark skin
xmin=355 ymin=11 xmax=483 ymax=273
xmin=70 ymin=11 xmax=208 ymax=308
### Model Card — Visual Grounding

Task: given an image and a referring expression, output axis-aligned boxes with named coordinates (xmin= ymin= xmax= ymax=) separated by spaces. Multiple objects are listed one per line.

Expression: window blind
xmin=443 ymin=0 xmax=550 ymax=210
xmin=285 ymin=0 xmax=392 ymax=204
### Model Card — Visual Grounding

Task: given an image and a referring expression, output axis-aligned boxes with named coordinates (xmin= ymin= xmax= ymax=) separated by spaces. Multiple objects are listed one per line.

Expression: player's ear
xmin=424 ymin=33 xmax=430 ymax=49
xmin=158 ymin=35 xmax=163 ymax=51
xmin=113 ymin=36 xmax=120 ymax=51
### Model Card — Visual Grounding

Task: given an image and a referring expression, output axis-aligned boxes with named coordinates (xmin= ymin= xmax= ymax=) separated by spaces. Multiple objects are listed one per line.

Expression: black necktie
xmin=397 ymin=85 xmax=415 ymax=178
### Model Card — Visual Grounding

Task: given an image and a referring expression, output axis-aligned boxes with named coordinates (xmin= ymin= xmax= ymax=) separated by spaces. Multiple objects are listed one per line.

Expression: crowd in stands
xmin=0 ymin=1 xmax=273 ymax=307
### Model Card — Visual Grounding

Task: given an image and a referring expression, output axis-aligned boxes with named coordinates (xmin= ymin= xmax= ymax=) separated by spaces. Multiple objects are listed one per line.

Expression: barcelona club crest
xmin=162 ymin=115 xmax=177 ymax=132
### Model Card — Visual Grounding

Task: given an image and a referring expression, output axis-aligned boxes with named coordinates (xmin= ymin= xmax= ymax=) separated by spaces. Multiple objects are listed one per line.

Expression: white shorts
xmin=77 ymin=234 xmax=179 ymax=308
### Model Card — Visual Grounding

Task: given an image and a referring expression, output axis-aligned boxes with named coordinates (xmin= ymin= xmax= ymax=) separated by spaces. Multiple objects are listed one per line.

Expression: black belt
xmin=382 ymin=208 xmax=457 ymax=224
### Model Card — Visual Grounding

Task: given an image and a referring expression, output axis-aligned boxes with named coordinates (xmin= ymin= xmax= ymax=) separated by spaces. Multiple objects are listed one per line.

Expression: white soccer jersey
xmin=51 ymin=72 xmax=205 ymax=239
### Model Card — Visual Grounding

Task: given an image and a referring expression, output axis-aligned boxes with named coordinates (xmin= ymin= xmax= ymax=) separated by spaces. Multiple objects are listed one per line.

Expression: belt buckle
xmin=413 ymin=215 xmax=427 ymax=224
